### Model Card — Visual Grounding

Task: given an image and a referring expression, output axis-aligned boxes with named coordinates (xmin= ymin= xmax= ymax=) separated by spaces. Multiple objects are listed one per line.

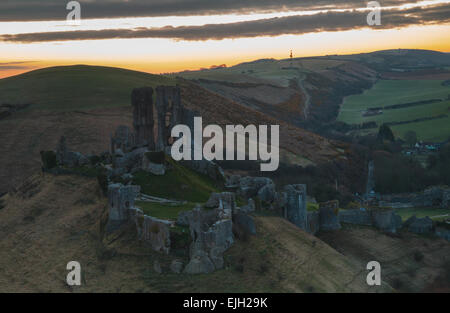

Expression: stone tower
xmin=155 ymin=86 xmax=183 ymax=151
xmin=132 ymin=87 xmax=155 ymax=150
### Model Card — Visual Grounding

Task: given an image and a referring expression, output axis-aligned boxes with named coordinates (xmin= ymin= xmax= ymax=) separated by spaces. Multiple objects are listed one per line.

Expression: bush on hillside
xmin=40 ymin=151 xmax=57 ymax=170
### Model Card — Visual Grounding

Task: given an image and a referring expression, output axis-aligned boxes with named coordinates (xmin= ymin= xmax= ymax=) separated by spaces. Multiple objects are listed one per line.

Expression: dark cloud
xmin=0 ymin=0 xmax=425 ymax=21
xmin=0 ymin=65 xmax=31 ymax=70
xmin=0 ymin=61 xmax=36 ymax=65
xmin=0 ymin=62 xmax=36 ymax=71
xmin=1 ymin=4 xmax=449 ymax=42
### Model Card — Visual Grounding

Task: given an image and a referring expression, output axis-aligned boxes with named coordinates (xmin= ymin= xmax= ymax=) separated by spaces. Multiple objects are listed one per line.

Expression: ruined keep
xmin=155 ymin=86 xmax=183 ymax=151
xmin=129 ymin=85 xmax=196 ymax=153
xmin=132 ymin=87 xmax=156 ymax=149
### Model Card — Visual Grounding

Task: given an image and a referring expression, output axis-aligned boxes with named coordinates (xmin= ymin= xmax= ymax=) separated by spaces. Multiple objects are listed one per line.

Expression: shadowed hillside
xmin=0 ymin=174 xmax=392 ymax=292
xmin=319 ymin=225 xmax=450 ymax=292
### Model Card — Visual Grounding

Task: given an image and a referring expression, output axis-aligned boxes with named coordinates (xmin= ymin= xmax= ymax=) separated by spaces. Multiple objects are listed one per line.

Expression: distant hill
xmin=177 ymin=50 xmax=380 ymax=126
xmin=340 ymin=49 xmax=450 ymax=71
xmin=177 ymin=49 xmax=450 ymax=140
xmin=0 ymin=65 xmax=175 ymax=111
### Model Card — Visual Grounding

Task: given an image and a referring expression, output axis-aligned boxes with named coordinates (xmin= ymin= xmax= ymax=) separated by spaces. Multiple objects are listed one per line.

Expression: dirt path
xmin=289 ymin=71 xmax=310 ymax=120
xmin=296 ymin=74 xmax=310 ymax=120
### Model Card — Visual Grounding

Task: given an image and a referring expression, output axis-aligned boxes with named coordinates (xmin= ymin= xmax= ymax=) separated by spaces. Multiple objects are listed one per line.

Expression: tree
xmin=404 ymin=130 xmax=417 ymax=147
xmin=377 ymin=124 xmax=395 ymax=142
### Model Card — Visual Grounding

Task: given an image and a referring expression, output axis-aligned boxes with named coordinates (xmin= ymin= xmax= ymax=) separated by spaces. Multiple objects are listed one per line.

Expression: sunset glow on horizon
xmin=1 ymin=0 xmax=449 ymax=79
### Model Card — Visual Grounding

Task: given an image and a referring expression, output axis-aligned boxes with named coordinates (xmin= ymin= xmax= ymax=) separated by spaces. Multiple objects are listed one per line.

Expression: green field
xmin=338 ymin=80 xmax=450 ymax=141
xmin=0 ymin=65 xmax=175 ymax=111
xmin=136 ymin=201 xmax=197 ymax=220
xmin=132 ymin=156 xmax=220 ymax=203
xmin=394 ymin=207 xmax=450 ymax=222
xmin=391 ymin=115 xmax=450 ymax=142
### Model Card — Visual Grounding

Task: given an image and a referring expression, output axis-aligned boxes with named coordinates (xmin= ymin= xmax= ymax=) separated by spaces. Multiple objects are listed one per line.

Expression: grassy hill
xmin=178 ymin=57 xmax=348 ymax=87
xmin=327 ymin=49 xmax=450 ymax=71
xmin=0 ymin=65 xmax=175 ymax=111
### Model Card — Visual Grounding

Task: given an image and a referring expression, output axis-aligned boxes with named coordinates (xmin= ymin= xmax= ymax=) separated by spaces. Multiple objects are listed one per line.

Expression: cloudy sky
xmin=0 ymin=0 xmax=449 ymax=78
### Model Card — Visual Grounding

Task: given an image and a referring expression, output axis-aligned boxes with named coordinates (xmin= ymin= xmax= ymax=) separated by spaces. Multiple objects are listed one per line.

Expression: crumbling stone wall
xmin=339 ymin=209 xmax=372 ymax=226
xmin=56 ymin=136 xmax=89 ymax=167
xmin=338 ymin=207 xmax=402 ymax=233
xmin=205 ymin=192 xmax=235 ymax=220
xmin=319 ymin=200 xmax=341 ymax=231
xmin=379 ymin=186 xmax=450 ymax=209
xmin=283 ymin=184 xmax=307 ymax=231
xmin=435 ymin=227 xmax=450 ymax=241
xmin=183 ymin=193 xmax=236 ymax=274
xmin=442 ymin=189 xmax=450 ymax=208
xmin=238 ymin=177 xmax=274 ymax=199
xmin=106 ymin=183 xmax=141 ymax=232
xmin=133 ymin=208 xmax=171 ymax=254
xmin=106 ymin=184 xmax=173 ymax=253
xmin=371 ymin=209 xmax=402 ymax=233
xmin=403 ymin=216 xmax=433 ymax=234
xmin=306 ymin=211 xmax=319 ymax=235
xmin=110 ymin=125 xmax=135 ymax=154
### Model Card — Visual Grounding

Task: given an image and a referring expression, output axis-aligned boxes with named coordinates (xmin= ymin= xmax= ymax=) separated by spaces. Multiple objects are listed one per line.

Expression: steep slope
xmin=0 ymin=174 xmax=392 ymax=292
xmin=179 ymin=80 xmax=343 ymax=164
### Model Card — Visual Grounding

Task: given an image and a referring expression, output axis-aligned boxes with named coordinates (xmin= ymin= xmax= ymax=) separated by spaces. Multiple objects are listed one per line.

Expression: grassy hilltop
xmin=0 ymin=65 xmax=175 ymax=111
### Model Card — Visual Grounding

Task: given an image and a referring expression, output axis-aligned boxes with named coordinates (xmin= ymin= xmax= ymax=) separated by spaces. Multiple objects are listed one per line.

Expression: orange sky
xmin=1 ymin=6 xmax=449 ymax=79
